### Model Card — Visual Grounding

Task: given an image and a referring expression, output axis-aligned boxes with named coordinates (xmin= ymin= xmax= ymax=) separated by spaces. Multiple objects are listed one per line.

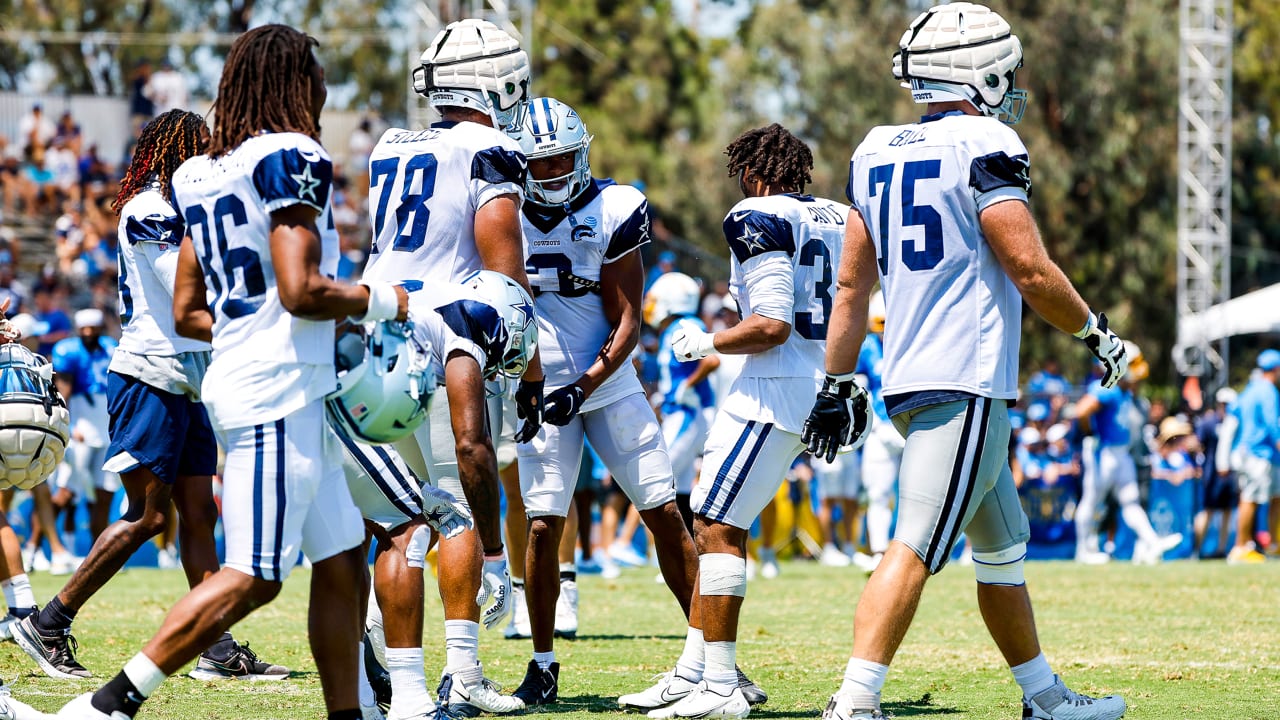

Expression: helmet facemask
xmin=510 ymin=98 xmax=594 ymax=207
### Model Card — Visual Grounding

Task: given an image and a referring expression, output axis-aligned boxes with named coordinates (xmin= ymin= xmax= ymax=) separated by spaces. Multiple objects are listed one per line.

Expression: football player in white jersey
xmin=503 ymin=97 xmax=700 ymax=706
xmin=801 ymin=6 xmax=1129 ymax=720
xmin=39 ymin=26 xmax=408 ymax=720
xmin=14 ymin=110 xmax=286 ymax=685
xmin=628 ymin=124 xmax=849 ymax=720
xmin=331 ymin=271 xmax=538 ymax=720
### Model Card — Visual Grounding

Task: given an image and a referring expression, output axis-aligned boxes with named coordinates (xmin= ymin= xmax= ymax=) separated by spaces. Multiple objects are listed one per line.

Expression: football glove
xmin=419 ymin=485 xmax=473 ymax=540
xmin=802 ymin=371 xmax=872 ymax=463
xmin=543 ymin=383 xmax=586 ymax=426
xmin=477 ymin=551 xmax=513 ymax=629
xmin=1077 ymin=312 xmax=1128 ymax=389
xmin=670 ymin=326 xmax=716 ymax=362
xmin=513 ymin=378 xmax=544 ymax=443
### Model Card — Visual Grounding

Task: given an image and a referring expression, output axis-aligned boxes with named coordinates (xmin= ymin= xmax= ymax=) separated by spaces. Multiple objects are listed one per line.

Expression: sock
xmin=558 ymin=562 xmax=576 ymax=583
xmin=328 ymin=711 xmax=362 ymax=720
xmin=1121 ymin=503 xmax=1159 ymax=545
xmin=443 ymin=619 xmax=480 ymax=672
xmin=703 ymin=641 xmax=736 ymax=693
xmin=92 ymin=654 xmax=166 ymax=718
xmin=1011 ymin=653 xmax=1056 ymax=699
xmin=386 ymin=647 xmax=434 ymax=716
xmin=36 ymin=595 xmax=77 ymax=633
xmin=357 ymin=643 xmax=377 ymax=708
xmin=674 ymin=626 xmax=705 ymax=679
xmin=839 ymin=657 xmax=889 ymax=705
xmin=1 ymin=579 xmax=13 ymax=609
xmin=533 ymin=650 xmax=555 ymax=671
xmin=9 ymin=574 xmax=34 ymax=612
xmin=204 ymin=632 xmax=236 ymax=660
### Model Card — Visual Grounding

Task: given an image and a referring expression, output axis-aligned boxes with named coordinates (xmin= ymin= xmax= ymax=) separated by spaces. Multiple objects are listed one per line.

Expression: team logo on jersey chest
xmin=569 ymin=214 xmax=598 ymax=243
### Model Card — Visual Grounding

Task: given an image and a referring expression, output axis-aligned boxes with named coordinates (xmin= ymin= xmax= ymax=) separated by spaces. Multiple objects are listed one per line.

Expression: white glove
xmin=476 ymin=551 xmax=513 ymax=629
xmin=674 ymin=380 xmax=699 ymax=408
xmin=671 ymin=326 xmax=716 ymax=361
xmin=419 ymin=485 xmax=473 ymax=540
xmin=1076 ymin=312 xmax=1128 ymax=389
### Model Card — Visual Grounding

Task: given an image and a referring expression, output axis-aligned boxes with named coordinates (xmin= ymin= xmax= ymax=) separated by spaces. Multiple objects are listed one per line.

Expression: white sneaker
xmin=49 ymin=553 xmax=81 ymax=577
xmin=361 ymin=702 xmax=386 ymax=720
xmin=601 ymin=556 xmax=621 ymax=579
xmin=851 ymin=552 xmax=882 ymax=574
xmin=611 ymin=542 xmax=647 ymax=568
xmin=156 ymin=547 xmax=179 ymax=570
xmin=660 ymin=681 xmax=749 ymax=719
xmin=1075 ymin=550 xmax=1111 ymax=566
xmin=1023 ymin=676 xmax=1125 ymax=720
xmin=759 ymin=550 xmax=779 ymax=580
xmin=554 ymin=579 xmax=578 ymax=639
xmin=504 ymin=584 xmax=530 ymax=640
xmin=31 ymin=552 xmax=49 ymax=574
xmin=618 ymin=670 xmax=699 ymax=710
xmin=821 ymin=692 xmax=884 ymax=720
xmin=0 ymin=684 xmax=52 ymax=720
xmin=56 ymin=692 xmax=121 ymax=719
xmin=820 ymin=545 xmax=851 ymax=567
xmin=439 ymin=663 xmax=525 ymax=715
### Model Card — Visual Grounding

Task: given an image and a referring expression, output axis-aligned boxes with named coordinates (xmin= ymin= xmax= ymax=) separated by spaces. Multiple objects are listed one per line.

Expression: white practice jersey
xmin=361 ymin=122 xmax=526 ymax=285
xmin=522 ymin=179 xmax=649 ymax=413
xmin=848 ymin=112 xmax=1028 ymax=404
xmin=171 ymin=132 xmax=340 ymax=431
xmin=405 ymin=280 xmax=523 ymax=386
xmin=116 ymin=185 xmax=211 ymax=356
xmin=721 ymin=192 xmax=848 ymax=433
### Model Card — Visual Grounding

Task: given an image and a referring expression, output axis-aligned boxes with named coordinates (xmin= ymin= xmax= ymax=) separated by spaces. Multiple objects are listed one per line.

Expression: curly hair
xmin=209 ymin=24 xmax=321 ymax=157
xmin=112 ymin=109 xmax=207 ymax=212
xmin=724 ymin=123 xmax=813 ymax=192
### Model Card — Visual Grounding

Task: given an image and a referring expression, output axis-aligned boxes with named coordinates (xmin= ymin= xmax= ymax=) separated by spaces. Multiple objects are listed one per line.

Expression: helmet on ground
xmin=1123 ymin=340 xmax=1149 ymax=382
xmin=327 ymin=320 xmax=435 ymax=445
xmin=0 ymin=344 xmax=69 ymax=489
xmin=868 ymin=290 xmax=886 ymax=334
xmin=413 ymin=18 xmax=530 ymax=131
xmin=644 ymin=272 xmax=701 ymax=327
xmin=892 ymin=2 xmax=1027 ymax=124
xmin=508 ymin=97 xmax=593 ymax=206
xmin=462 ymin=270 xmax=538 ymax=381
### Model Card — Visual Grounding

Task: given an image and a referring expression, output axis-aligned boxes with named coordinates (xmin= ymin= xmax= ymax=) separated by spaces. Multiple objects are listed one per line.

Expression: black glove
xmin=1078 ymin=312 xmax=1129 ymax=389
xmin=513 ymin=378 xmax=544 ymax=443
xmin=543 ymin=384 xmax=587 ymax=426
xmin=802 ymin=372 xmax=872 ymax=463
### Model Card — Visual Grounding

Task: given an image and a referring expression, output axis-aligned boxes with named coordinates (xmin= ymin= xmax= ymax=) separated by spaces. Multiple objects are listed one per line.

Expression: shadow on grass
xmin=884 ymin=693 xmax=959 ymax=717
xmin=563 ymin=634 xmax=686 ymax=642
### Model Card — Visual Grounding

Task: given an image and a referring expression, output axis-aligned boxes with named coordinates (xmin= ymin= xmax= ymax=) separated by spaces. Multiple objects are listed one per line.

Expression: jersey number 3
xmin=795 ymin=239 xmax=833 ymax=340
xmin=869 ymin=159 xmax=943 ymax=274
xmin=370 ymin=153 xmax=439 ymax=253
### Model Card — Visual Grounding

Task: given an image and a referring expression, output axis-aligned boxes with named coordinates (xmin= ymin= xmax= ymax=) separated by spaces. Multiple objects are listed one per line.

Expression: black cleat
xmin=11 ymin=615 xmax=91 ymax=679
xmin=736 ymin=665 xmax=767 ymax=706
xmin=511 ymin=659 xmax=559 ymax=707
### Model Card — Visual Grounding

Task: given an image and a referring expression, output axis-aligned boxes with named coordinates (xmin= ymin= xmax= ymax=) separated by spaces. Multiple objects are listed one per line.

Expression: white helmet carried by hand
xmin=0 ymin=343 xmax=69 ymax=490
xmin=461 ymin=270 xmax=538 ymax=381
xmin=327 ymin=320 xmax=435 ymax=445
xmin=413 ymin=18 xmax=531 ymax=130
xmin=508 ymin=97 xmax=593 ymax=206
xmin=892 ymin=2 xmax=1027 ymax=124
xmin=644 ymin=272 xmax=701 ymax=327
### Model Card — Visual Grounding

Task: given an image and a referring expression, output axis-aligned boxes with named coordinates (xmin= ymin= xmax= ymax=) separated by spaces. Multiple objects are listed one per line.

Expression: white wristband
xmin=1072 ymin=311 xmax=1097 ymax=339
xmin=351 ymin=281 xmax=399 ymax=324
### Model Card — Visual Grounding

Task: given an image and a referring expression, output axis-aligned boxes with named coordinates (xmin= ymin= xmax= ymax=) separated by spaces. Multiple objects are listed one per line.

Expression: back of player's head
xmin=509 ymin=97 xmax=593 ymax=206
xmin=892 ymin=2 xmax=1026 ymax=124
xmin=113 ymin=109 xmax=206 ymax=212
xmin=724 ymin=123 xmax=813 ymax=193
xmin=210 ymin=24 xmax=321 ymax=157
xmin=414 ymin=18 xmax=530 ymax=131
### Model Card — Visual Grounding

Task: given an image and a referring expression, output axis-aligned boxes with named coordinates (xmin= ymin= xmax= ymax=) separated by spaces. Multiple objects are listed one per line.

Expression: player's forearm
xmin=711 ymin=313 xmax=790 ymax=354
xmin=824 ymin=285 xmax=868 ymax=376
xmin=578 ymin=317 xmax=639 ymax=397
xmin=281 ymin=278 xmax=371 ymax=321
xmin=456 ymin=441 xmax=504 ymax=552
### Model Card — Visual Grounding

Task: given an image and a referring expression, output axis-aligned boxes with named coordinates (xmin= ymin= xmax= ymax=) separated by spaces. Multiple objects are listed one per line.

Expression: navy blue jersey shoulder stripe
xmin=252 ymin=146 xmax=333 ymax=211
xmin=434 ymin=299 xmax=506 ymax=371
xmin=722 ymin=208 xmax=795 ymax=263
xmin=604 ymin=200 xmax=651 ymax=261
xmin=471 ymin=146 xmax=527 ymax=186
xmin=970 ymin=151 xmax=1031 ymax=197
xmin=124 ymin=212 xmax=184 ymax=246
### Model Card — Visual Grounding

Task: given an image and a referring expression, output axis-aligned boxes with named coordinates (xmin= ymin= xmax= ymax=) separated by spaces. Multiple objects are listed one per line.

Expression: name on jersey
xmin=387 ymin=129 xmax=442 ymax=144
xmin=889 ymin=128 xmax=929 ymax=147
xmin=806 ymin=205 xmax=846 ymax=225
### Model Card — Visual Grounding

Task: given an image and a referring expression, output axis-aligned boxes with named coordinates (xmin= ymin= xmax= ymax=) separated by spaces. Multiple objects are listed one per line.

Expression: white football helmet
xmin=644 ymin=272 xmax=701 ymax=327
xmin=867 ymin=290 xmax=886 ymax=334
xmin=461 ymin=270 xmax=538 ymax=381
xmin=413 ymin=18 xmax=531 ymax=131
xmin=508 ymin=97 xmax=593 ymax=206
xmin=327 ymin=320 xmax=435 ymax=445
xmin=0 ymin=344 xmax=69 ymax=490
xmin=892 ymin=2 xmax=1027 ymax=124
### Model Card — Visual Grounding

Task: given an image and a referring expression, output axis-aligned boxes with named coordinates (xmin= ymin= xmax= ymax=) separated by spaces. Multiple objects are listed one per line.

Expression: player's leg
xmin=87 ymin=450 xmax=118 ymax=544
xmin=555 ymin=497 xmax=579 ymax=639
xmin=860 ymin=425 xmax=901 ymax=563
xmin=1073 ymin=436 xmax=1107 ymax=563
xmin=1106 ymin=447 xmax=1177 ymax=563
xmin=1268 ymin=465 xmax=1280 ymax=555
xmin=0 ymin=510 xmax=36 ymax=640
xmin=500 ymin=458 xmax=530 ymax=639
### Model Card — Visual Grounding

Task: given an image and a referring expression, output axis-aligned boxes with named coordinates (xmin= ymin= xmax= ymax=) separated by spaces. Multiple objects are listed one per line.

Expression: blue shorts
xmin=105 ymin=371 xmax=217 ymax=485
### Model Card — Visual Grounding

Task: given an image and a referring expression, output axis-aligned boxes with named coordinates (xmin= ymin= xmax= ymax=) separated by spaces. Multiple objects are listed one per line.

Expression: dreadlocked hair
xmin=724 ymin=123 xmax=813 ymax=192
xmin=113 ymin=109 xmax=207 ymax=212
xmin=209 ymin=24 xmax=321 ymax=157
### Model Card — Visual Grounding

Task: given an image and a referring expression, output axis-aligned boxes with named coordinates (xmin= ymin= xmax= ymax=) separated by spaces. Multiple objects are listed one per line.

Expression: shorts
xmin=814 ymin=451 xmax=861 ymax=501
xmin=333 ymin=422 xmax=424 ymax=531
xmin=1201 ymin=471 xmax=1238 ymax=511
xmin=489 ymin=392 xmax=517 ymax=471
xmin=1238 ymin=454 xmax=1280 ymax=504
xmin=662 ymin=407 xmax=710 ymax=496
xmin=891 ymin=397 xmax=1028 ymax=574
xmin=690 ymin=409 xmax=806 ymax=530
xmin=518 ymin=392 xmax=676 ymax=518
xmin=103 ymin=371 xmax=217 ymax=485
xmin=220 ymin=402 xmax=365 ymax=582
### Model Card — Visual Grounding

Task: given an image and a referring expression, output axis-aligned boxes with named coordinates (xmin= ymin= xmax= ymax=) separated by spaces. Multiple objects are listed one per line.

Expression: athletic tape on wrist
xmin=1072 ymin=311 xmax=1097 ymax=340
xmin=351 ymin=281 xmax=399 ymax=324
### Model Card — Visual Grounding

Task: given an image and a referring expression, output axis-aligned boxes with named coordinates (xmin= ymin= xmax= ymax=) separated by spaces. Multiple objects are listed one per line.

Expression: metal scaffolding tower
xmin=1176 ymin=0 xmax=1232 ymax=384
xmin=407 ymin=0 xmax=534 ymax=131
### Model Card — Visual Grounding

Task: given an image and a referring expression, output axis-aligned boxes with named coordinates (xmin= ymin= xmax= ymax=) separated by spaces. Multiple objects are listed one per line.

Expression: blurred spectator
xmin=18 ymin=104 xmax=55 ymax=164
xmin=700 ymin=279 xmax=730 ymax=325
xmin=1149 ymin=416 xmax=1199 ymax=560
xmin=53 ymin=111 xmax=82 ymax=157
xmin=348 ymin=117 xmax=375 ymax=196
xmin=129 ymin=59 xmax=155 ymax=123
xmin=145 ymin=59 xmax=190 ymax=114
xmin=645 ymin=250 xmax=677 ymax=291
xmin=9 ymin=313 xmax=50 ymax=353
xmin=78 ymin=144 xmax=114 ymax=205
xmin=1027 ymin=358 xmax=1071 ymax=398
xmin=46 ymin=139 xmax=81 ymax=204
xmin=1 ymin=143 xmax=38 ymax=217
xmin=1229 ymin=349 xmax=1280 ymax=564
xmin=32 ymin=285 xmax=72 ymax=356
xmin=1194 ymin=387 xmax=1238 ymax=559
xmin=0 ymin=263 xmax=29 ymax=317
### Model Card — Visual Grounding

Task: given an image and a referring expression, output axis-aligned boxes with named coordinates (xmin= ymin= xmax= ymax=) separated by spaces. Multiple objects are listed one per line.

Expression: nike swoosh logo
xmin=731 ymin=211 xmax=751 ymax=222
xmin=541 ymin=685 xmax=555 ymax=701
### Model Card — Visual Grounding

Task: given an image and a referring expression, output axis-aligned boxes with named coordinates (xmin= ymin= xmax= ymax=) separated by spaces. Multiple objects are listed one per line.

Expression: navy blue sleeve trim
xmin=970 ymin=151 xmax=1031 ymax=197
xmin=252 ymin=147 xmax=333 ymax=210
xmin=605 ymin=201 xmax=651 ymax=261
xmin=435 ymin=299 xmax=506 ymax=370
xmin=845 ymin=160 xmax=857 ymax=204
xmin=722 ymin=209 xmax=795 ymax=263
xmin=124 ymin=213 xmax=185 ymax=246
xmin=471 ymin=147 xmax=527 ymax=186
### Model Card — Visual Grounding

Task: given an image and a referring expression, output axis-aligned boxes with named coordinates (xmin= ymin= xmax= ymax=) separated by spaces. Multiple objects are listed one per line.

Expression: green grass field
xmin=1 ymin=560 xmax=1276 ymax=719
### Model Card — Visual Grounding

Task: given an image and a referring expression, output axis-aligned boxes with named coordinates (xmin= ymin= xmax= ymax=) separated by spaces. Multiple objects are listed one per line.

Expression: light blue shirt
xmin=1237 ymin=376 xmax=1280 ymax=463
